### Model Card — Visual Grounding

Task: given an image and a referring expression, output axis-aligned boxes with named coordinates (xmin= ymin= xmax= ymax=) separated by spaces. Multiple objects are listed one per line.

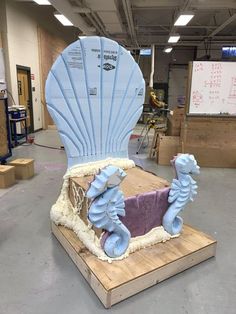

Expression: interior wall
xmin=4 ymin=0 xmax=72 ymax=131
xmin=197 ymin=43 xmax=223 ymax=60
xmin=0 ymin=0 xmax=11 ymax=98
xmin=5 ymin=0 xmax=42 ymax=130
xmin=38 ymin=27 xmax=67 ymax=128
xmin=139 ymin=47 xmax=195 ymax=84
xmin=139 ymin=47 xmax=195 ymax=107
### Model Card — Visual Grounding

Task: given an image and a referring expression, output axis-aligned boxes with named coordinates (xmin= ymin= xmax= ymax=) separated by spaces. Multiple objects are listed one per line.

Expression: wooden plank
xmin=180 ymin=117 xmax=236 ymax=167
xmin=111 ymin=243 xmax=216 ymax=306
xmin=148 ymin=130 xmax=166 ymax=159
xmin=182 ymin=145 xmax=236 ymax=168
xmin=51 ymin=223 xmax=108 ymax=306
xmin=51 ymin=222 xmax=217 ymax=308
xmin=183 ymin=118 xmax=236 ymax=147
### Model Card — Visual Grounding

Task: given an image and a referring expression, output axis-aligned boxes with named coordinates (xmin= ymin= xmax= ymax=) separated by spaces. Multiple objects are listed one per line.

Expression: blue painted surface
xmin=86 ymin=165 xmax=126 ymax=199
xmin=86 ymin=166 xmax=130 ymax=258
xmin=163 ymin=154 xmax=200 ymax=235
xmin=45 ymin=37 xmax=145 ymax=168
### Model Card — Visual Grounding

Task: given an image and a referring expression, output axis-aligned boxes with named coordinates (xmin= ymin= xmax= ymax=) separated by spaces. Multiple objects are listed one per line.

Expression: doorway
xmin=16 ymin=65 xmax=34 ymax=133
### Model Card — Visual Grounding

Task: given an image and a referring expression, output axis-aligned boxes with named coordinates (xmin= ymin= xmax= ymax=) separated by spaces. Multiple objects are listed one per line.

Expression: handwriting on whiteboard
xmin=190 ymin=62 xmax=236 ymax=114
xmin=194 ymin=62 xmax=204 ymax=73
xmin=229 ymin=77 xmax=236 ymax=98
xmin=204 ymin=63 xmax=222 ymax=90
xmin=192 ymin=90 xmax=203 ymax=107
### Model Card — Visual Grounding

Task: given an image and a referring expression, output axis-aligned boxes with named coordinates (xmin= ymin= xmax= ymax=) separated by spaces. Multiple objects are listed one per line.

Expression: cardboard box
xmin=167 ymin=107 xmax=185 ymax=136
xmin=9 ymin=158 xmax=34 ymax=179
xmin=0 ymin=165 xmax=15 ymax=188
xmin=157 ymin=136 xmax=181 ymax=166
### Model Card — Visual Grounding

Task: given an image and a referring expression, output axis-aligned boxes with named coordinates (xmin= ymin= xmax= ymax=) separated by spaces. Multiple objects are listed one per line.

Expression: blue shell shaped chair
xmin=46 ymin=36 xmax=199 ymax=261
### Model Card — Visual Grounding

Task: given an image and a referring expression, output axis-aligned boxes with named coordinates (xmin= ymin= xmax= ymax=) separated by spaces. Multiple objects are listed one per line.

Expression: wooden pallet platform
xmin=51 ymin=222 xmax=217 ymax=308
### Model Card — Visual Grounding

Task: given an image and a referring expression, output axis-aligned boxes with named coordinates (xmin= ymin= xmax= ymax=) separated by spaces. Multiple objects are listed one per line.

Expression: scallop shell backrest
xmin=45 ymin=36 xmax=145 ymax=168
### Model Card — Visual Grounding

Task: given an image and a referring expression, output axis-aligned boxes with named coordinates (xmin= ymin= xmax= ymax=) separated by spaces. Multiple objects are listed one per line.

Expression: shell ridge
xmin=109 ymin=63 xmax=137 ymax=152
xmin=47 ymin=103 xmax=84 ymax=155
xmin=113 ymin=71 xmax=144 ymax=152
xmin=79 ymin=39 xmax=97 ymax=154
xmin=60 ymin=54 xmax=92 ymax=154
xmin=49 ymin=71 xmax=86 ymax=154
xmin=100 ymin=37 xmax=104 ymax=154
xmin=59 ymin=132 xmax=82 ymax=157
xmin=117 ymin=103 xmax=144 ymax=151
xmin=105 ymin=44 xmax=121 ymax=154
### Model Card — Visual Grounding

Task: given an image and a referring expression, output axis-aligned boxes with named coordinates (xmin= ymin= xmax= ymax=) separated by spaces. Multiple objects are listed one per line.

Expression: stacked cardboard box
xmin=167 ymin=107 xmax=185 ymax=136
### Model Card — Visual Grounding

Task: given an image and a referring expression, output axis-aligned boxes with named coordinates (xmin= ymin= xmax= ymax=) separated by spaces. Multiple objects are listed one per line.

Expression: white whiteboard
xmin=189 ymin=61 xmax=236 ymax=115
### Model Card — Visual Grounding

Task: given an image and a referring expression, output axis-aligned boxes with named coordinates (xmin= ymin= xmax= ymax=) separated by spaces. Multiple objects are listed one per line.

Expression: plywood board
xmin=70 ymin=167 xmax=170 ymax=198
xmin=51 ymin=222 xmax=217 ymax=308
xmin=181 ymin=116 xmax=236 ymax=167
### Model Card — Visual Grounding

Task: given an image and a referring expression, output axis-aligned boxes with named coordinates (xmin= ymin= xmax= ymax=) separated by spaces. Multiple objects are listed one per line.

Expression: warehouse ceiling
xmin=17 ymin=0 xmax=236 ymax=48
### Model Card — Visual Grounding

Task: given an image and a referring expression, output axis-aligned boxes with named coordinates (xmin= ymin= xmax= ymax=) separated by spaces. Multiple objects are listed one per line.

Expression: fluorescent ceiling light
xmin=33 ymin=0 xmax=51 ymax=5
xmin=168 ymin=34 xmax=180 ymax=43
xmin=174 ymin=12 xmax=194 ymax=26
xmin=164 ymin=47 xmax=173 ymax=53
xmin=54 ymin=13 xmax=73 ymax=26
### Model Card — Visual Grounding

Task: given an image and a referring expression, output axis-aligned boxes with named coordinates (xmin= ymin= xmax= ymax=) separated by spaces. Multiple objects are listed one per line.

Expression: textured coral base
xmin=51 ymin=223 xmax=217 ymax=308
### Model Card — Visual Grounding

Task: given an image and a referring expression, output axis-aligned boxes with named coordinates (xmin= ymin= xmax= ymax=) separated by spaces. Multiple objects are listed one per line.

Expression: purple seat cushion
xmin=101 ymin=187 xmax=170 ymax=246
xmin=121 ymin=187 xmax=170 ymax=237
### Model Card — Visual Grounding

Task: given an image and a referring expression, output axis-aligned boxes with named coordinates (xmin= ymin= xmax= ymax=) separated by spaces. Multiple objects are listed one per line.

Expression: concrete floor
xmin=0 ymin=129 xmax=236 ymax=314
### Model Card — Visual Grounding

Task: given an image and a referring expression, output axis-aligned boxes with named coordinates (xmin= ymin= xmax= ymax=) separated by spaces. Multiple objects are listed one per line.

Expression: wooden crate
xmin=149 ymin=129 xmax=166 ymax=159
xmin=181 ymin=117 xmax=236 ymax=167
xmin=0 ymin=165 xmax=15 ymax=188
xmin=9 ymin=158 xmax=34 ymax=179
xmin=157 ymin=136 xmax=181 ymax=166
xmin=51 ymin=222 xmax=216 ymax=308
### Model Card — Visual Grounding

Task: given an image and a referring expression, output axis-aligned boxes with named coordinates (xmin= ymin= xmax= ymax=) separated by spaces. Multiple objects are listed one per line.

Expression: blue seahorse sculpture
xmin=86 ymin=165 xmax=126 ymax=199
xmin=163 ymin=154 xmax=200 ymax=235
xmin=86 ymin=166 xmax=130 ymax=258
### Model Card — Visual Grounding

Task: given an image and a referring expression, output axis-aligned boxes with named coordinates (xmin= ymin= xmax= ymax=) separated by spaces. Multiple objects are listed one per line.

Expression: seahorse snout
xmin=191 ymin=165 xmax=200 ymax=175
